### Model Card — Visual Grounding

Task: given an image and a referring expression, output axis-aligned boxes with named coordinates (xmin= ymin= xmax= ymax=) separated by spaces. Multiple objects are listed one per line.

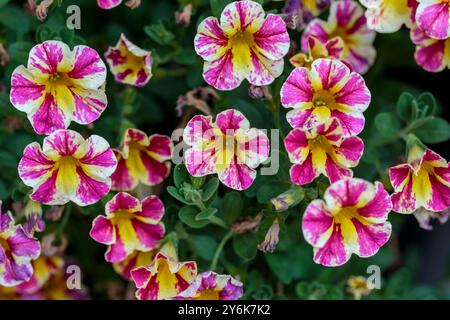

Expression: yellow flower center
xmin=228 ymin=30 xmax=255 ymax=72
xmin=48 ymin=72 xmax=72 ymax=87
xmin=332 ymin=206 xmax=358 ymax=224
xmin=111 ymin=209 xmax=135 ymax=225
xmin=196 ymin=289 xmax=220 ymax=300
xmin=313 ymin=90 xmax=336 ymax=108
xmin=0 ymin=237 xmax=10 ymax=253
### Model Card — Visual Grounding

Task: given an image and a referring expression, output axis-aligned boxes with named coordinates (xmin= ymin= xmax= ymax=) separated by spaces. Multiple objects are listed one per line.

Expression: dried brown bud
xmin=257 ymin=219 xmax=280 ymax=253
xmin=41 ymin=233 xmax=68 ymax=256
xmin=176 ymin=87 xmax=218 ymax=117
xmin=231 ymin=213 xmax=263 ymax=234
xmin=175 ymin=4 xmax=193 ymax=28
xmin=45 ymin=205 xmax=65 ymax=221
xmin=35 ymin=0 xmax=54 ymax=21
xmin=125 ymin=0 xmax=141 ymax=10
xmin=248 ymin=85 xmax=272 ymax=100
xmin=0 ymin=43 xmax=10 ymax=67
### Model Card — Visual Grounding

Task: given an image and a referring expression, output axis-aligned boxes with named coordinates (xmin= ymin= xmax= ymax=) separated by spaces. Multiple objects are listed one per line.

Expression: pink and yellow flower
xmin=284 ymin=119 xmax=364 ymax=185
xmin=183 ymin=109 xmax=270 ymax=191
xmin=110 ymin=129 xmax=173 ymax=191
xmin=415 ymin=0 xmax=450 ymax=40
xmin=194 ymin=0 xmax=290 ymax=90
xmin=389 ymin=147 xmax=450 ymax=214
xmin=359 ymin=0 xmax=413 ymax=33
xmin=290 ymin=36 xmax=345 ymax=68
xmin=10 ymin=40 xmax=107 ymax=135
xmin=302 ymin=178 xmax=392 ymax=267
xmin=131 ymin=245 xmax=197 ymax=300
xmin=18 ymin=129 xmax=117 ymax=206
xmin=283 ymin=0 xmax=331 ymax=30
xmin=104 ymin=34 xmax=152 ymax=87
xmin=90 ymin=192 xmax=165 ymax=263
xmin=302 ymin=0 xmax=376 ymax=74
xmin=0 ymin=203 xmax=41 ymax=286
xmin=281 ymin=58 xmax=371 ymax=136
xmin=410 ymin=24 xmax=450 ymax=72
xmin=176 ymin=271 xmax=243 ymax=300
xmin=113 ymin=249 xmax=156 ymax=280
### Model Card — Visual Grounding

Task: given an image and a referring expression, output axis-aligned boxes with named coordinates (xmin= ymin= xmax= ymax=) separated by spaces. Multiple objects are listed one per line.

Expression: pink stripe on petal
xmin=106 ymin=192 xmax=140 ymax=215
xmin=352 ymin=218 xmax=391 ymax=257
xmin=18 ymin=143 xmax=54 ymax=185
xmin=185 ymin=148 xmax=217 ymax=177
xmin=325 ymin=178 xmax=369 ymax=208
xmin=335 ymin=136 xmax=364 ymax=163
xmin=131 ymin=220 xmax=164 ymax=250
xmin=286 ymin=108 xmax=316 ymax=129
xmin=194 ymin=17 xmax=229 ymax=61
xmin=90 ymin=216 xmax=115 ymax=244
xmin=203 ymin=51 xmax=244 ymax=91
xmin=28 ymin=41 xmax=66 ymax=74
xmin=290 ymin=155 xmax=318 ymax=185
xmin=111 ymin=155 xmax=136 ymax=191
xmin=7 ymin=229 xmax=40 ymax=258
xmin=218 ymin=160 xmax=255 ymax=191
xmin=71 ymin=88 xmax=107 ymax=125
xmin=358 ymin=182 xmax=392 ymax=220
xmin=140 ymin=152 xmax=171 ymax=186
xmin=148 ymin=135 xmax=173 ymax=160
xmin=302 ymin=200 xmax=333 ymax=246
xmin=68 ymin=46 xmax=106 ymax=88
xmin=98 ymin=0 xmax=122 ymax=9
xmin=284 ymin=128 xmax=308 ymax=161
xmin=311 ymin=59 xmax=349 ymax=90
xmin=30 ymin=93 xmax=68 ymax=135
xmin=389 ymin=164 xmax=411 ymax=190
xmin=334 ymin=72 xmax=371 ymax=110
xmin=253 ymin=14 xmax=290 ymax=61
xmin=391 ymin=177 xmax=417 ymax=213
xmin=216 ymin=109 xmax=249 ymax=133
xmin=74 ymin=167 xmax=111 ymax=206
xmin=30 ymin=170 xmax=58 ymax=204
xmin=139 ymin=195 xmax=165 ymax=220
xmin=10 ymin=68 xmax=45 ymax=109
xmin=184 ymin=115 xmax=214 ymax=146
xmin=331 ymin=109 xmax=365 ymax=136
xmin=416 ymin=1 xmax=450 ymax=40
xmin=313 ymin=224 xmax=350 ymax=267
xmin=427 ymin=173 xmax=450 ymax=212
xmin=131 ymin=267 xmax=152 ymax=288
xmin=105 ymin=226 xmax=128 ymax=262
xmin=324 ymin=156 xmax=353 ymax=183
xmin=280 ymin=67 xmax=314 ymax=108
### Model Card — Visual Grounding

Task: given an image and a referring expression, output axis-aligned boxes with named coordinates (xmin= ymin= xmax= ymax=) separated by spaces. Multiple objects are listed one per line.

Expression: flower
xmin=113 ymin=250 xmax=156 ymax=280
xmin=415 ymin=0 xmax=450 ymax=40
xmin=90 ymin=192 xmax=165 ymax=263
xmin=0 ymin=203 xmax=41 ymax=286
xmin=176 ymin=271 xmax=243 ymax=300
xmin=346 ymin=275 xmax=372 ymax=299
xmin=10 ymin=40 xmax=107 ymax=135
xmin=359 ymin=0 xmax=413 ymax=33
xmin=104 ymin=34 xmax=152 ymax=87
xmin=389 ymin=146 xmax=450 ymax=214
xmin=98 ymin=0 xmax=141 ymax=10
xmin=23 ymin=200 xmax=45 ymax=236
xmin=284 ymin=119 xmax=364 ymax=185
xmin=257 ymin=219 xmax=280 ymax=253
xmin=413 ymin=207 xmax=449 ymax=230
xmin=194 ymin=0 xmax=290 ymax=90
xmin=280 ymin=58 xmax=371 ymax=136
xmin=271 ymin=187 xmax=305 ymax=211
xmin=302 ymin=0 xmax=376 ymax=74
xmin=131 ymin=244 xmax=197 ymax=300
xmin=183 ymin=109 xmax=270 ymax=190
xmin=110 ymin=129 xmax=173 ymax=191
xmin=302 ymin=178 xmax=392 ymax=267
xmin=283 ymin=0 xmax=331 ymax=30
xmin=410 ymin=24 xmax=450 ymax=72
xmin=290 ymin=36 xmax=345 ymax=69
xmin=18 ymin=129 xmax=117 ymax=206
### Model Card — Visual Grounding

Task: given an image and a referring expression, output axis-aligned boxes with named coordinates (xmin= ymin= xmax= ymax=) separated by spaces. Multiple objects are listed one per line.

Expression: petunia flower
xmin=18 ymin=129 xmax=117 ymax=206
xmin=98 ymin=0 xmax=141 ymax=10
xmin=131 ymin=243 xmax=197 ymax=300
xmin=410 ymin=24 xmax=450 ymax=72
xmin=183 ymin=109 xmax=270 ymax=191
xmin=10 ymin=40 xmax=107 ymax=135
xmin=359 ymin=0 xmax=413 ymax=33
xmin=113 ymin=249 xmax=156 ymax=280
xmin=346 ymin=275 xmax=372 ymax=300
xmin=280 ymin=58 xmax=371 ymax=136
xmin=415 ymin=0 xmax=450 ymax=40
xmin=290 ymin=36 xmax=345 ymax=69
xmin=175 ymin=271 xmax=243 ymax=300
xmin=389 ymin=146 xmax=450 ymax=214
xmin=89 ymin=192 xmax=165 ymax=263
xmin=104 ymin=34 xmax=152 ymax=87
xmin=0 ymin=203 xmax=41 ymax=286
xmin=283 ymin=0 xmax=331 ymax=30
xmin=302 ymin=178 xmax=392 ymax=267
xmin=110 ymin=129 xmax=173 ymax=191
xmin=194 ymin=0 xmax=290 ymax=91
xmin=23 ymin=199 xmax=45 ymax=236
xmin=302 ymin=0 xmax=376 ymax=74
xmin=284 ymin=119 xmax=364 ymax=185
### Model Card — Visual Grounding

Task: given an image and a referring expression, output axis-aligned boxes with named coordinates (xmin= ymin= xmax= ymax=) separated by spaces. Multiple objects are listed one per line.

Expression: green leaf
xmin=173 ymin=164 xmax=190 ymax=188
xmin=413 ymin=117 xmax=450 ymax=143
xmin=233 ymin=232 xmax=258 ymax=260
xmin=179 ymin=206 xmax=210 ymax=228
xmin=396 ymin=92 xmax=416 ymax=122
xmin=221 ymin=191 xmax=243 ymax=224
xmin=210 ymin=0 xmax=233 ymax=17
xmin=257 ymin=183 xmax=286 ymax=204
xmin=202 ymin=177 xmax=220 ymax=201
xmin=0 ymin=0 xmax=10 ymax=8
xmin=190 ymin=235 xmax=218 ymax=260
xmin=167 ymin=186 xmax=193 ymax=205
xmin=174 ymin=48 xmax=198 ymax=65
xmin=6 ymin=41 xmax=34 ymax=64
xmin=417 ymin=92 xmax=436 ymax=117
xmin=374 ymin=112 xmax=400 ymax=137
xmin=195 ymin=207 xmax=218 ymax=221
xmin=0 ymin=150 xmax=17 ymax=168
xmin=144 ymin=21 xmax=175 ymax=45
xmin=0 ymin=6 xmax=30 ymax=34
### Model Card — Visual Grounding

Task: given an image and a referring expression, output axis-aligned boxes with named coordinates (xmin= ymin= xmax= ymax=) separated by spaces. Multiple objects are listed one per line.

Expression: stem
xmin=209 ymin=216 xmax=229 ymax=229
xmin=210 ymin=231 xmax=234 ymax=271
xmin=58 ymin=204 xmax=72 ymax=233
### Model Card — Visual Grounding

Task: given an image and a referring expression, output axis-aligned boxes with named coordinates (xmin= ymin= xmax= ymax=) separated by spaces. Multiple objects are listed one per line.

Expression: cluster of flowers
xmin=1 ymin=0 xmax=449 ymax=299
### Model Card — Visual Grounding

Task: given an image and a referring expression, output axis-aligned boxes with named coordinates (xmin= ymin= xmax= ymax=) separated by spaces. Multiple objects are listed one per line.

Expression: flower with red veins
xmin=281 ymin=58 xmax=371 ymax=136
xmin=105 ymin=34 xmax=152 ymax=87
xmin=90 ymin=192 xmax=165 ymax=263
xmin=359 ymin=0 xmax=413 ymax=33
xmin=284 ymin=119 xmax=364 ymax=186
xmin=389 ymin=146 xmax=450 ymax=214
xmin=176 ymin=271 xmax=243 ymax=300
xmin=290 ymin=36 xmax=345 ymax=69
xmin=113 ymin=249 xmax=156 ymax=280
xmin=110 ymin=129 xmax=173 ymax=191
xmin=18 ymin=129 xmax=118 ymax=206
xmin=194 ymin=0 xmax=290 ymax=90
xmin=410 ymin=24 xmax=450 ymax=72
xmin=0 ymin=203 xmax=41 ymax=286
xmin=10 ymin=40 xmax=107 ymax=135
xmin=283 ymin=0 xmax=331 ymax=30
xmin=302 ymin=0 xmax=376 ymax=74
xmin=183 ymin=109 xmax=270 ymax=191
xmin=302 ymin=178 xmax=392 ymax=267
xmin=415 ymin=0 xmax=450 ymax=40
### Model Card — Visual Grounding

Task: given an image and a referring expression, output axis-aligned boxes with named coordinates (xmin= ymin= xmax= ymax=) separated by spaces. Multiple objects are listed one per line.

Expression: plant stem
xmin=210 ymin=231 xmax=234 ymax=271
xmin=209 ymin=216 xmax=229 ymax=229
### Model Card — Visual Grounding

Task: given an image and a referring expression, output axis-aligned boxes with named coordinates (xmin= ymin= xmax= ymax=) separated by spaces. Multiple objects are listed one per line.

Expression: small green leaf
xmin=210 ymin=0 xmax=233 ymax=17
xmin=190 ymin=235 xmax=218 ymax=260
xmin=167 ymin=186 xmax=193 ymax=205
xmin=179 ymin=206 xmax=210 ymax=228
xmin=396 ymin=92 xmax=416 ymax=122
xmin=221 ymin=191 xmax=243 ymax=224
xmin=195 ymin=207 xmax=218 ymax=221
xmin=417 ymin=92 xmax=436 ymax=117
xmin=6 ymin=41 xmax=34 ymax=64
xmin=144 ymin=21 xmax=175 ymax=45
xmin=173 ymin=164 xmax=190 ymax=188
xmin=257 ymin=183 xmax=286 ymax=204
xmin=374 ymin=112 xmax=400 ymax=137
xmin=0 ymin=6 xmax=30 ymax=34
xmin=413 ymin=117 xmax=450 ymax=143
xmin=202 ymin=177 xmax=220 ymax=201
xmin=233 ymin=232 xmax=258 ymax=260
